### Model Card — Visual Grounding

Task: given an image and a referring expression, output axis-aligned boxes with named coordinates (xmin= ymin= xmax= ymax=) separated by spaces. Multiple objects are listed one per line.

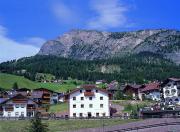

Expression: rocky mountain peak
xmin=38 ymin=29 xmax=180 ymax=63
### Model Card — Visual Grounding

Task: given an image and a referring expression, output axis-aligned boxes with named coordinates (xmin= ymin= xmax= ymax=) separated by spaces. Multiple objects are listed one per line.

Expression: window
xmin=80 ymin=90 xmax=82 ymax=93
xmin=102 ymin=113 xmax=106 ymax=117
xmin=86 ymin=90 xmax=91 ymax=92
xmin=15 ymin=104 xmax=19 ymax=108
xmin=79 ymin=113 xmax=83 ymax=117
xmin=73 ymin=104 xmax=76 ymax=108
xmin=81 ymin=97 xmax=84 ymax=100
xmin=15 ymin=112 xmax=19 ymax=117
xmin=165 ymin=90 xmax=170 ymax=96
xmin=89 ymin=97 xmax=92 ymax=100
xmin=21 ymin=112 xmax=24 ymax=116
xmin=81 ymin=104 xmax=84 ymax=108
xmin=89 ymin=104 xmax=93 ymax=108
xmin=100 ymin=97 xmax=103 ymax=100
xmin=8 ymin=112 xmax=11 ymax=117
xmin=96 ymin=90 xmax=98 ymax=93
xmin=100 ymin=104 xmax=103 ymax=108
xmin=175 ymin=98 xmax=179 ymax=102
xmin=96 ymin=113 xmax=99 ymax=117
xmin=73 ymin=113 xmax=76 ymax=117
xmin=21 ymin=105 xmax=25 ymax=108
xmin=73 ymin=97 xmax=76 ymax=100
xmin=171 ymin=89 xmax=176 ymax=95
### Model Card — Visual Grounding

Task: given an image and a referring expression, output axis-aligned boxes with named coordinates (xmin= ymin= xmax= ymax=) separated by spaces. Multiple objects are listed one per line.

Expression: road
xmin=70 ymin=118 xmax=180 ymax=132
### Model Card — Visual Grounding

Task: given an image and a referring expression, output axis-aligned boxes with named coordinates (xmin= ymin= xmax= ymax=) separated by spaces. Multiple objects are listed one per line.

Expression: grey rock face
xmin=38 ymin=29 xmax=180 ymax=63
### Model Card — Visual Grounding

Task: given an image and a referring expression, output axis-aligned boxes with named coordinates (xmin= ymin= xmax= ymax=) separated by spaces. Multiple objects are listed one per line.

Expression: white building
xmin=68 ymin=85 xmax=111 ymax=118
xmin=161 ymin=78 xmax=180 ymax=105
xmin=0 ymin=94 xmax=38 ymax=117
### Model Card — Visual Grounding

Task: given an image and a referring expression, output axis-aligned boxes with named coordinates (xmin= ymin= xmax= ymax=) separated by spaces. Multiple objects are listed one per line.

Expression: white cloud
xmin=0 ymin=25 xmax=42 ymax=63
xmin=51 ymin=1 xmax=77 ymax=23
xmin=88 ymin=0 xmax=130 ymax=30
xmin=23 ymin=37 xmax=46 ymax=47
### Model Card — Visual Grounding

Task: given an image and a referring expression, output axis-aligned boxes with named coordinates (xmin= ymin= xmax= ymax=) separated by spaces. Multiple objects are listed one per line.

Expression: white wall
xmin=3 ymin=104 xmax=27 ymax=117
xmin=69 ymin=89 xmax=109 ymax=117
xmin=163 ymin=85 xmax=178 ymax=98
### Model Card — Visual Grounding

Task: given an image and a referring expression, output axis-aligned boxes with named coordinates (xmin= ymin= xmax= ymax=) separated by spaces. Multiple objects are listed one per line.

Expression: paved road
xmin=70 ymin=118 xmax=180 ymax=132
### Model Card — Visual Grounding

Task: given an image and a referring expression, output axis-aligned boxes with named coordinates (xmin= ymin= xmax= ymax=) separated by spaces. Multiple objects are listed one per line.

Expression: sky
xmin=0 ymin=0 xmax=180 ymax=62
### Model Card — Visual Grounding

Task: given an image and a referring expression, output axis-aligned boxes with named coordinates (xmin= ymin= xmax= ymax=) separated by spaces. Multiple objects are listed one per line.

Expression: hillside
xmin=1 ymin=52 xmax=180 ymax=83
xmin=0 ymin=73 xmax=81 ymax=92
xmin=0 ymin=73 xmax=38 ymax=90
xmin=38 ymin=29 xmax=180 ymax=64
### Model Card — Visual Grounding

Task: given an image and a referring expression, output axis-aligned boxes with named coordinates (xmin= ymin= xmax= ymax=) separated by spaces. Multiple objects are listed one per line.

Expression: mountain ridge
xmin=38 ymin=29 xmax=180 ymax=63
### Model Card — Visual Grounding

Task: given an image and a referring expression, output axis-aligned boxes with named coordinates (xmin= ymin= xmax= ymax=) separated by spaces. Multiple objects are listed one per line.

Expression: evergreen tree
xmin=28 ymin=113 xmax=48 ymax=132
xmin=12 ymin=82 xmax=18 ymax=90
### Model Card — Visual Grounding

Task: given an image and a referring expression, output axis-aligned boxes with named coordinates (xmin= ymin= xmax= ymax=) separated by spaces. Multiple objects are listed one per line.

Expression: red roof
xmin=140 ymin=82 xmax=160 ymax=93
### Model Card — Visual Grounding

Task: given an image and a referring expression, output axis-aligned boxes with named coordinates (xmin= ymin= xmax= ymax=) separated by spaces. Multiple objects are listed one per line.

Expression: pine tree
xmin=12 ymin=82 xmax=18 ymax=90
xmin=28 ymin=113 xmax=48 ymax=132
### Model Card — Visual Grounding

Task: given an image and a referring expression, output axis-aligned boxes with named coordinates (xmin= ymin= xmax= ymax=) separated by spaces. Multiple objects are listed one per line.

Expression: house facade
xmin=0 ymin=94 xmax=39 ymax=117
xmin=140 ymin=82 xmax=160 ymax=101
xmin=161 ymin=78 xmax=180 ymax=105
xmin=123 ymin=84 xmax=142 ymax=100
xmin=68 ymin=85 xmax=110 ymax=118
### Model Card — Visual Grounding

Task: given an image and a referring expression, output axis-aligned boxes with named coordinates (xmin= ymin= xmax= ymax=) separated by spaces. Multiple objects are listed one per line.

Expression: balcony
xmin=84 ymin=92 xmax=94 ymax=96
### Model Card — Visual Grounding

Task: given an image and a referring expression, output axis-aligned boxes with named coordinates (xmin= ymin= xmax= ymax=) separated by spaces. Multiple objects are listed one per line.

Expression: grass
xmin=49 ymin=103 xmax=68 ymax=113
xmin=0 ymin=73 xmax=84 ymax=92
xmin=0 ymin=119 xmax=140 ymax=132
xmin=112 ymin=100 xmax=154 ymax=113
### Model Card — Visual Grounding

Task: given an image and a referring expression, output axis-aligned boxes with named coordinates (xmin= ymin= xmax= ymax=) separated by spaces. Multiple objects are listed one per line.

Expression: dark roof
xmin=16 ymin=88 xmax=31 ymax=92
xmin=0 ymin=98 xmax=8 ymax=104
xmin=123 ymin=84 xmax=142 ymax=92
xmin=161 ymin=78 xmax=180 ymax=87
xmin=33 ymin=88 xmax=54 ymax=93
xmin=140 ymin=82 xmax=160 ymax=93
xmin=0 ymin=94 xmax=38 ymax=105
xmin=81 ymin=84 xmax=97 ymax=89
xmin=31 ymin=91 xmax=44 ymax=99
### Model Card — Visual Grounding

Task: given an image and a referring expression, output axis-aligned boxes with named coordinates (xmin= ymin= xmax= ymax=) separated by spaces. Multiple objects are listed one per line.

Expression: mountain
xmin=38 ymin=29 xmax=180 ymax=64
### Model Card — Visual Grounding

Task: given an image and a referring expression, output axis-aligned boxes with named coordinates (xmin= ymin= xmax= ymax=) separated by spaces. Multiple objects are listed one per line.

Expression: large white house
xmin=0 ymin=94 xmax=39 ymax=117
xmin=161 ymin=78 xmax=180 ymax=105
xmin=68 ymin=85 xmax=111 ymax=118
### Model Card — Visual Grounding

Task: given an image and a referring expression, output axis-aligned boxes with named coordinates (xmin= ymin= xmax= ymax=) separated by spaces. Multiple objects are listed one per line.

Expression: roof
xmin=67 ymin=84 xmax=110 ymax=96
xmin=168 ymin=78 xmax=180 ymax=82
xmin=33 ymin=88 xmax=54 ymax=93
xmin=161 ymin=78 xmax=180 ymax=87
xmin=81 ymin=84 xmax=97 ymax=89
xmin=140 ymin=82 xmax=160 ymax=93
xmin=16 ymin=88 xmax=31 ymax=92
xmin=31 ymin=91 xmax=44 ymax=99
xmin=0 ymin=94 xmax=38 ymax=105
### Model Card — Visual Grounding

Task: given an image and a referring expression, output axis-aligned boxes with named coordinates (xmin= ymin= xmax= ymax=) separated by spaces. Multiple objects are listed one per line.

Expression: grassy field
xmin=0 ymin=73 xmax=84 ymax=92
xmin=0 ymin=119 xmax=140 ymax=132
xmin=49 ymin=103 xmax=68 ymax=113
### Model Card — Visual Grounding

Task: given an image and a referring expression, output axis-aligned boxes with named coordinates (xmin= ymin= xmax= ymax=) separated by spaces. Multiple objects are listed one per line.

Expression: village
xmin=0 ymin=77 xmax=180 ymax=119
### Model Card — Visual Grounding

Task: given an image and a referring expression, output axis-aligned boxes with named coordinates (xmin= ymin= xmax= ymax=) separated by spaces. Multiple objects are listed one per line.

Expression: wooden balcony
xmin=84 ymin=92 xmax=94 ymax=96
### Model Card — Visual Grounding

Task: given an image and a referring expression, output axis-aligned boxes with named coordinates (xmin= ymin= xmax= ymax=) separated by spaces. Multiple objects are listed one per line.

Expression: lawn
xmin=0 ymin=73 xmax=84 ymax=92
xmin=0 ymin=119 xmax=140 ymax=132
xmin=49 ymin=103 xmax=68 ymax=113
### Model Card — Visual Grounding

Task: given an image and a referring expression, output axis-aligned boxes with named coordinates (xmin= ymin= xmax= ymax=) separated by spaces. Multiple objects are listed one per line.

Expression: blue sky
xmin=0 ymin=0 xmax=180 ymax=62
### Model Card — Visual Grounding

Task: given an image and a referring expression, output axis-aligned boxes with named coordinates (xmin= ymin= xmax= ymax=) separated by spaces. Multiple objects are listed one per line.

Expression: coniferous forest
xmin=1 ymin=52 xmax=180 ymax=83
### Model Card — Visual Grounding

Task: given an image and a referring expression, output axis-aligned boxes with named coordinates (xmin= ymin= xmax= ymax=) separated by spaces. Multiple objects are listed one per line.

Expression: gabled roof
xmin=33 ymin=88 xmax=54 ymax=93
xmin=16 ymin=88 xmax=31 ymax=92
xmin=67 ymin=84 xmax=110 ymax=96
xmin=140 ymin=82 xmax=160 ymax=93
xmin=161 ymin=78 xmax=180 ymax=87
xmin=0 ymin=94 xmax=38 ymax=105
